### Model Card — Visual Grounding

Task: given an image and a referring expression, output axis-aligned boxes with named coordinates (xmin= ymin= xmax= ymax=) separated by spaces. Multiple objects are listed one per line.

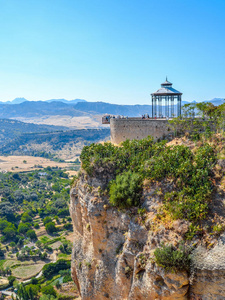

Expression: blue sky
xmin=0 ymin=0 xmax=224 ymax=104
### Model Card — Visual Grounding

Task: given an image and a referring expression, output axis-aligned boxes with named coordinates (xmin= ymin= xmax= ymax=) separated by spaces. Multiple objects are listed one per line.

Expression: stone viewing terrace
xmin=109 ymin=117 xmax=172 ymax=144
xmin=102 ymin=78 xmax=182 ymax=143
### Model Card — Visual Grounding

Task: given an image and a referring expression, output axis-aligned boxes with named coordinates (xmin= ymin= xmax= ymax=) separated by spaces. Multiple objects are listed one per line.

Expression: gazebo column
xmin=165 ymin=95 xmax=168 ymax=118
xmin=177 ymin=95 xmax=181 ymax=117
xmin=171 ymin=95 xmax=174 ymax=117
xmin=158 ymin=96 xmax=162 ymax=118
xmin=152 ymin=95 xmax=157 ymax=118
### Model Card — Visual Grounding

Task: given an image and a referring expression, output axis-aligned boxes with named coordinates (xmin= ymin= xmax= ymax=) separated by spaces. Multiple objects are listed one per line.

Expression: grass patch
xmin=57 ymin=253 xmax=71 ymax=259
xmin=0 ymin=260 xmax=6 ymax=268
xmin=12 ymin=264 xmax=44 ymax=279
xmin=39 ymin=236 xmax=51 ymax=244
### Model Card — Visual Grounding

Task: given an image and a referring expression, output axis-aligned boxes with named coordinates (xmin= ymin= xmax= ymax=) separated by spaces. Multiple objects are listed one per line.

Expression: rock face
xmin=190 ymin=240 xmax=225 ymax=300
xmin=70 ymin=170 xmax=225 ymax=300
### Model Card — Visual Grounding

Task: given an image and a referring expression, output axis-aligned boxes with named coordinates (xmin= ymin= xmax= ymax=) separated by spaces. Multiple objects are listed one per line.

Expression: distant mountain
xmin=11 ymin=97 xmax=29 ymax=104
xmin=46 ymin=98 xmax=87 ymax=104
xmin=0 ymin=98 xmax=223 ymax=119
xmin=0 ymin=101 xmax=90 ymax=118
xmin=0 ymin=98 xmax=87 ymax=105
xmin=206 ymin=98 xmax=225 ymax=106
xmin=73 ymin=101 xmax=193 ymax=116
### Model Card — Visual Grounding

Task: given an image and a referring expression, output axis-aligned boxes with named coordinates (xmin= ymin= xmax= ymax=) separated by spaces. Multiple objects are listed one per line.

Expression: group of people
xmin=141 ymin=114 xmax=150 ymax=119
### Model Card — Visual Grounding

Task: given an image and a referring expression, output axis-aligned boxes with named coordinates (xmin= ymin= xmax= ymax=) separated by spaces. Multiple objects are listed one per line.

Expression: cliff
xmin=70 ymin=137 xmax=225 ymax=300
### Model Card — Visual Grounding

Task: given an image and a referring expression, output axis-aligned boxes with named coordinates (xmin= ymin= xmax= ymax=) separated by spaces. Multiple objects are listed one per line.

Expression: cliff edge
xmin=70 ymin=137 xmax=225 ymax=300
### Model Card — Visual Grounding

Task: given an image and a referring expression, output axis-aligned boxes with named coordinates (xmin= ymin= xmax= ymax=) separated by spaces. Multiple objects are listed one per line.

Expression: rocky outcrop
xmin=190 ymin=239 xmax=225 ymax=300
xmin=70 ymin=170 xmax=225 ymax=300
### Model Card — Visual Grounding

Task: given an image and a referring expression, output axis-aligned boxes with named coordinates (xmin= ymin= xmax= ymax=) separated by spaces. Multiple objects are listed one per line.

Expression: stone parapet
xmin=110 ymin=118 xmax=172 ymax=144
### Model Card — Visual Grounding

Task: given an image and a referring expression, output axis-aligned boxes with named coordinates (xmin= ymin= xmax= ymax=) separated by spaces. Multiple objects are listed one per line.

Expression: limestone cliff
xmin=70 ymin=168 xmax=225 ymax=300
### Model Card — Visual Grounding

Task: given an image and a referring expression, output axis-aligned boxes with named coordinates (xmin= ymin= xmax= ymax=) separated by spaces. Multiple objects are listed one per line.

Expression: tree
xmin=17 ymin=283 xmax=39 ymax=300
xmin=8 ymin=275 xmax=16 ymax=286
xmin=55 ymin=280 xmax=61 ymax=289
xmin=21 ymin=212 xmax=32 ymax=223
xmin=40 ymin=252 xmax=47 ymax=259
xmin=43 ymin=216 xmax=52 ymax=225
xmin=26 ymin=230 xmax=37 ymax=240
xmin=45 ymin=222 xmax=56 ymax=234
xmin=18 ymin=223 xmax=29 ymax=234
xmin=41 ymin=286 xmax=57 ymax=297
xmin=3 ymin=225 xmax=17 ymax=241
xmin=14 ymin=190 xmax=24 ymax=203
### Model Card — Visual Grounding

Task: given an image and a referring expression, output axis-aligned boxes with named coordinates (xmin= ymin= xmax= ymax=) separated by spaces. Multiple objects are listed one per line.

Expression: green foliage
xmin=21 ymin=212 xmax=33 ymax=223
xmin=18 ymin=223 xmax=29 ymax=234
xmin=34 ymin=223 xmax=40 ymax=229
xmin=17 ymin=283 xmax=39 ymax=300
xmin=26 ymin=229 xmax=37 ymax=240
xmin=43 ymin=216 xmax=52 ymax=225
xmin=42 ymin=259 xmax=71 ymax=279
xmin=212 ymin=223 xmax=224 ymax=234
xmin=59 ymin=241 xmax=72 ymax=254
xmin=55 ymin=280 xmax=61 ymax=289
xmin=39 ymin=295 xmax=57 ymax=300
xmin=185 ymin=223 xmax=201 ymax=240
xmin=45 ymin=222 xmax=57 ymax=234
xmin=8 ymin=275 xmax=16 ymax=286
xmin=162 ymin=144 xmax=216 ymax=221
xmin=41 ymin=285 xmax=57 ymax=297
xmin=109 ymin=171 xmax=142 ymax=209
xmin=170 ymin=102 xmax=225 ymax=140
xmin=81 ymin=137 xmax=216 ymax=222
xmin=154 ymin=243 xmax=191 ymax=271
xmin=62 ymin=273 xmax=72 ymax=283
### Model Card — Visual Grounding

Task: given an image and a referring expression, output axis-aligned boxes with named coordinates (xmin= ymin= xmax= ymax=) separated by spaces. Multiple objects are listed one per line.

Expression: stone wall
xmin=110 ymin=118 xmax=172 ymax=144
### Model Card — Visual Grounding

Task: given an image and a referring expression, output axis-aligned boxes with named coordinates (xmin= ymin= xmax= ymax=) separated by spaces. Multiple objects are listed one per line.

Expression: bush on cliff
xmin=80 ymin=137 xmax=216 ymax=222
xmin=154 ymin=243 xmax=191 ymax=271
xmin=109 ymin=171 xmax=142 ymax=209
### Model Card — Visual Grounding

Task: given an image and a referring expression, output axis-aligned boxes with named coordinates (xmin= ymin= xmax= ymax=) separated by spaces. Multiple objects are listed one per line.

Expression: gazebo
xmin=151 ymin=78 xmax=182 ymax=118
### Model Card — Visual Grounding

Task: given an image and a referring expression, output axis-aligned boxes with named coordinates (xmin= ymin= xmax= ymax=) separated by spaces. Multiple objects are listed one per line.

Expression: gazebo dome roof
xmin=151 ymin=78 xmax=182 ymax=96
xmin=161 ymin=78 xmax=172 ymax=87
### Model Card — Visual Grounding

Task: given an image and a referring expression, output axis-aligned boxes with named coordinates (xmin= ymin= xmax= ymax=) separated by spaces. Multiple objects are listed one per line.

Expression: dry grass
xmin=13 ymin=115 xmax=105 ymax=129
xmin=65 ymin=232 xmax=75 ymax=243
xmin=0 ymin=155 xmax=74 ymax=173
xmin=12 ymin=263 xmax=44 ymax=280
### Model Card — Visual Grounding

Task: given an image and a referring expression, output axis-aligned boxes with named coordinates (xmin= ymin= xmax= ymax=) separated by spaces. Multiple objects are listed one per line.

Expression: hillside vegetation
xmin=0 ymin=128 xmax=110 ymax=160
xmin=0 ymin=167 xmax=78 ymax=299
xmin=0 ymin=119 xmax=69 ymax=145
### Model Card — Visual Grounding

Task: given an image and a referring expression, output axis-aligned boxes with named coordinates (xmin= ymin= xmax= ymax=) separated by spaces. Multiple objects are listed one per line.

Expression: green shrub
xmin=154 ymin=244 xmax=191 ymax=271
xmin=45 ymin=222 xmax=57 ymax=234
xmin=41 ymin=285 xmax=57 ymax=297
xmin=26 ymin=229 xmax=37 ymax=240
xmin=43 ymin=216 xmax=52 ymax=225
xmin=63 ymin=274 xmax=72 ymax=283
xmin=42 ymin=259 xmax=71 ymax=278
xmin=21 ymin=212 xmax=33 ymax=223
xmin=34 ymin=223 xmax=40 ymax=229
xmin=109 ymin=171 xmax=142 ymax=209
xmin=80 ymin=137 xmax=216 ymax=222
